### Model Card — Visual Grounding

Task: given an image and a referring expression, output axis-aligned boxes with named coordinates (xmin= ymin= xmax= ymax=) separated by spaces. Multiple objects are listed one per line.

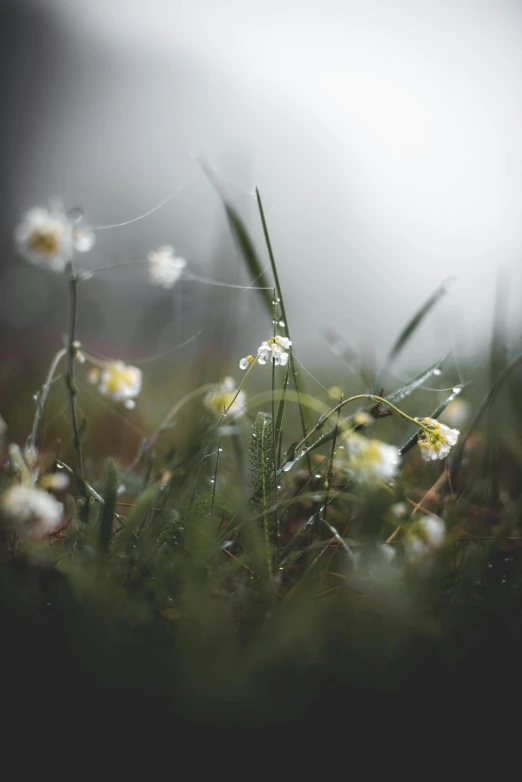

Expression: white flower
xmin=390 ymin=501 xmax=409 ymax=518
xmin=256 ymin=336 xmax=292 ymax=366
xmin=148 ymin=245 xmax=187 ymax=289
xmin=1 ymin=484 xmax=63 ymax=539
xmin=39 ymin=472 xmax=70 ymax=491
xmin=342 ymin=433 xmax=400 ymax=484
xmin=89 ymin=361 xmax=142 ymax=408
xmin=15 ymin=201 xmax=94 ymax=272
xmin=417 ymin=417 xmax=459 ymax=461
xmin=239 ymin=355 xmax=254 ymax=370
xmin=404 ymin=515 xmax=446 ymax=561
xmin=240 ymin=336 xmax=292 ymax=370
xmin=204 ymin=376 xmax=246 ymax=418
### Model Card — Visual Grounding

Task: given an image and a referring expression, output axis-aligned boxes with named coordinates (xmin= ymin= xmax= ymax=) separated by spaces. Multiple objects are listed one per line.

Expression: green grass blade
xmin=275 ymin=365 xmax=290 ymax=467
xmin=198 ymin=158 xmax=273 ymax=315
xmin=385 ymin=355 xmax=448 ymax=405
xmin=99 ymin=459 xmax=118 ymax=553
xmin=376 ymin=279 xmax=453 ymax=390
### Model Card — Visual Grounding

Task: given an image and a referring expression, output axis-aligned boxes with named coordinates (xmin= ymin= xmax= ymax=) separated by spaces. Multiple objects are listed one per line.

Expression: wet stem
xmin=65 ymin=262 xmax=85 ymax=479
xmin=28 ymin=346 xmax=67 ymax=450
xmin=188 ymin=356 xmax=260 ymax=513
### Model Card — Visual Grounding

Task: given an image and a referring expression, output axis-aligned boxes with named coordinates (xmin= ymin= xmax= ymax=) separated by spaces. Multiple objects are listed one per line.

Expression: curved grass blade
xmin=198 ymin=158 xmax=273 ymax=315
xmin=385 ymin=355 xmax=448 ymax=405
xmin=99 ymin=459 xmax=118 ymax=553
xmin=375 ymin=279 xmax=453 ymax=392
xmin=275 ymin=365 xmax=290 ymax=466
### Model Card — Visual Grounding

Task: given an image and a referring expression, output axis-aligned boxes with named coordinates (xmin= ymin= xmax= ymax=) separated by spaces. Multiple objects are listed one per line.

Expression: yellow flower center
xmin=28 ymin=228 xmax=61 ymax=257
xmin=105 ymin=366 xmax=136 ymax=394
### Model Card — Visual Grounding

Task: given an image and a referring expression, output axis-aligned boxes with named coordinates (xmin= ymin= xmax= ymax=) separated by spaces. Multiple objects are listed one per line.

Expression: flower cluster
xmin=148 ymin=245 xmax=187 ymax=289
xmin=88 ymin=361 xmax=142 ymax=409
xmin=416 ymin=418 xmax=459 ymax=461
xmin=15 ymin=201 xmax=94 ymax=273
xmin=0 ymin=442 xmax=68 ymax=540
xmin=341 ymin=433 xmax=400 ymax=484
xmin=1 ymin=484 xmax=64 ymax=539
xmin=404 ymin=515 xmax=446 ymax=561
xmin=204 ymin=377 xmax=246 ymax=418
xmin=240 ymin=336 xmax=292 ymax=370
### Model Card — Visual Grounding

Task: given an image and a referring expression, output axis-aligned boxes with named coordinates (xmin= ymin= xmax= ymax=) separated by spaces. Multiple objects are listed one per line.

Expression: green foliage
xmin=5 ymin=184 xmax=522 ymax=732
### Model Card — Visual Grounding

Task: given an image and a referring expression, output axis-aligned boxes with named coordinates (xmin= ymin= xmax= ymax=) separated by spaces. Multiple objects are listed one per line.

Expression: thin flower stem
xmin=320 ymin=397 xmax=342 ymax=542
xmin=188 ymin=357 xmax=259 ymax=512
xmin=255 ymin=188 xmax=311 ymax=470
xmin=210 ymin=437 xmax=221 ymax=519
xmin=271 ymin=291 xmax=279 ymax=554
xmin=28 ymin=347 xmax=67 ymax=449
xmin=292 ymin=394 xmax=432 ymax=456
xmin=65 ymin=264 xmax=84 ymax=478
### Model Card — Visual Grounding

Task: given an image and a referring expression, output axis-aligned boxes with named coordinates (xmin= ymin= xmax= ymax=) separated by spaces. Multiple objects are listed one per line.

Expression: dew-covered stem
xmin=28 ymin=347 xmax=67 ymax=450
xmin=65 ymin=263 xmax=84 ymax=478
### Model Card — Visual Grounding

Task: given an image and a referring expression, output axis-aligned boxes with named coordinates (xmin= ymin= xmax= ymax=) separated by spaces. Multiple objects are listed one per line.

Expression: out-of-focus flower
xmin=380 ymin=543 xmax=397 ymax=562
xmin=88 ymin=361 xmax=142 ymax=409
xmin=39 ymin=472 xmax=70 ymax=491
xmin=328 ymin=385 xmax=344 ymax=400
xmin=148 ymin=245 xmax=187 ymax=289
xmin=440 ymin=398 xmax=471 ymax=428
xmin=15 ymin=201 xmax=94 ymax=272
xmin=404 ymin=515 xmax=446 ymax=561
xmin=1 ymin=484 xmax=63 ymax=539
xmin=341 ymin=433 xmax=400 ymax=484
xmin=240 ymin=336 xmax=292 ymax=370
xmin=417 ymin=418 xmax=459 ymax=461
xmin=0 ymin=414 xmax=6 ymax=438
xmin=353 ymin=411 xmax=374 ymax=427
xmin=390 ymin=501 xmax=409 ymax=518
xmin=204 ymin=377 xmax=246 ymax=418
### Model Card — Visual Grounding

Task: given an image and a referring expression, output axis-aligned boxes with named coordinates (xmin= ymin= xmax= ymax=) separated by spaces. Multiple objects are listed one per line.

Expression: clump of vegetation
xmin=3 ymin=176 xmax=522 ymax=737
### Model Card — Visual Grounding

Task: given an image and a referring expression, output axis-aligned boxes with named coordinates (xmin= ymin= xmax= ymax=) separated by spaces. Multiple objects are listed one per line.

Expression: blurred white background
xmin=2 ymin=0 xmax=522 ymax=377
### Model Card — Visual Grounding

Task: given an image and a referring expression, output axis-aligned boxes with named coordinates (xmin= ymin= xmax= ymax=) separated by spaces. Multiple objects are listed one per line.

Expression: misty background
xmin=1 ymin=0 xmax=522 ymax=398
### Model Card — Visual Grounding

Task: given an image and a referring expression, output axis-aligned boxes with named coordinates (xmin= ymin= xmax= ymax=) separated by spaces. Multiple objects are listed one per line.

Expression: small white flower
xmin=256 ymin=336 xmax=292 ymax=366
xmin=342 ymin=433 xmax=400 ymax=484
xmin=1 ymin=484 xmax=63 ymax=539
xmin=390 ymin=501 xmax=409 ymax=518
xmin=420 ymin=515 xmax=446 ymax=547
xmin=417 ymin=418 xmax=459 ymax=461
xmin=39 ymin=472 xmax=70 ymax=491
xmin=404 ymin=515 xmax=446 ymax=561
xmin=15 ymin=200 xmax=94 ymax=272
xmin=90 ymin=361 xmax=142 ymax=407
xmin=240 ymin=336 xmax=292 ymax=370
xmin=204 ymin=376 xmax=246 ymax=419
xmin=148 ymin=245 xmax=187 ymax=289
